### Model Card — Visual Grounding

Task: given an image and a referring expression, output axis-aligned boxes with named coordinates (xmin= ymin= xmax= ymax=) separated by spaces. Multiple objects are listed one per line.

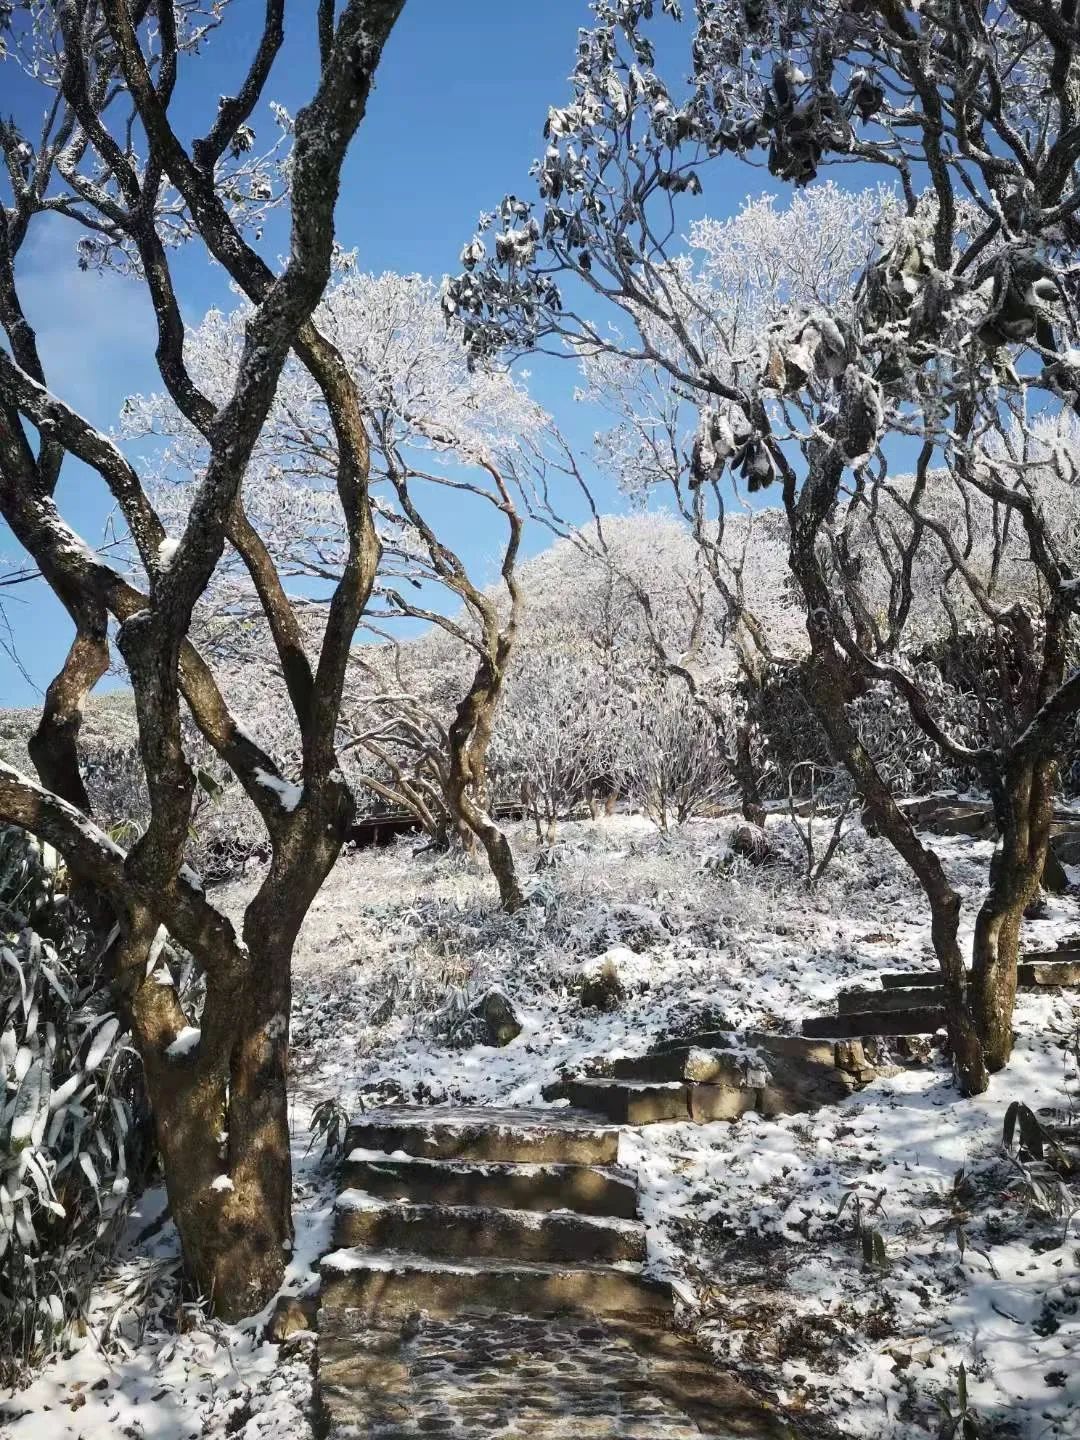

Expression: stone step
xmin=344 ymin=1105 xmax=620 ymax=1167
xmin=650 ymin=1029 xmax=863 ymax=1071
xmin=897 ymin=794 xmax=963 ymax=821
xmin=877 ymin=956 xmax=1080 ymax=991
xmin=548 ymin=1077 xmax=759 ymax=1125
xmin=319 ymin=1249 xmax=672 ymax=1325
xmin=838 ymin=985 xmax=946 ymax=1015
xmin=923 ymin=806 xmax=994 ymax=836
xmin=878 ymin=970 xmax=945 ymax=989
xmin=550 ymin=1079 xmax=699 ymax=1124
xmin=802 ymin=1006 xmax=947 ymax=1039
xmin=604 ymin=1047 xmax=744 ymax=1084
xmin=554 ymin=1046 xmax=862 ymax=1123
xmin=342 ymin=1151 xmax=639 ymax=1219
xmin=333 ymin=1189 xmax=646 ymax=1265
xmin=1016 ymin=956 xmax=1080 ymax=985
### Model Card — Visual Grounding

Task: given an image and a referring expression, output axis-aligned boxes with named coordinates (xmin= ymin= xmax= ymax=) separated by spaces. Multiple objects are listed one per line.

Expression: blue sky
xmin=0 ymin=1 xmax=760 ymax=708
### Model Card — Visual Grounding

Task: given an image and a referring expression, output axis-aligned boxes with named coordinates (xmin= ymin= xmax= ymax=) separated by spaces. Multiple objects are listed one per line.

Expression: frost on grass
xmin=0 ymin=1124 xmax=335 ymax=1440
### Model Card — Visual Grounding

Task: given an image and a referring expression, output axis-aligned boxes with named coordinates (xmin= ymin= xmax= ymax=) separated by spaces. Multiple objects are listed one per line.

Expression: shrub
xmin=0 ymin=828 xmax=144 ymax=1384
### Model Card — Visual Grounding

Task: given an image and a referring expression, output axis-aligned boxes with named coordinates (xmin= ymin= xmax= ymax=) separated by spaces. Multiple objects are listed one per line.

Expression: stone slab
xmin=878 ymin=971 xmax=944 ymax=989
xmin=687 ymin=1083 xmax=760 ymax=1122
xmin=342 ymin=1153 xmax=639 ymax=1219
xmin=345 ymin=1106 xmax=621 ymax=1167
xmin=925 ymin=806 xmax=994 ymax=836
xmin=837 ymin=985 xmax=947 ymax=1015
xmin=319 ymin=1250 xmax=672 ymax=1325
xmin=555 ymin=1079 xmax=694 ymax=1125
xmin=877 ymin=957 xmax=1080 ymax=990
xmin=333 ymin=1192 xmax=646 ymax=1265
xmin=753 ymin=1051 xmax=859 ymax=1114
xmin=802 ymin=1006 xmax=947 ymax=1038
xmin=606 ymin=1047 xmax=746 ymax=1085
xmin=1017 ymin=956 xmax=1080 ymax=985
xmin=651 ymin=1029 xmax=858 ymax=1070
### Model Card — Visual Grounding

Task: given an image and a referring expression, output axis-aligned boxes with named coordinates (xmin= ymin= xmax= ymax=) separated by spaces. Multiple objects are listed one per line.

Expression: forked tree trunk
xmin=447 ymin=658 xmax=525 ymax=912
xmin=970 ymin=757 xmax=1056 ymax=1071
xmin=785 ymin=492 xmax=990 ymax=1094
xmin=117 ymin=803 xmax=347 ymax=1320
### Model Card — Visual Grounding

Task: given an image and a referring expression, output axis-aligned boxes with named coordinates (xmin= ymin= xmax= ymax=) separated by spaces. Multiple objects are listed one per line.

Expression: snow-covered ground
xmin=3 ymin=812 xmax=1078 ymax=1439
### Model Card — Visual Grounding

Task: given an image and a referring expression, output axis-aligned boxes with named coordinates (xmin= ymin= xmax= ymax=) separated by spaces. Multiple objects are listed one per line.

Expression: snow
xmin=156 ymin=537 xmax=180 ymax=570
xmin=272 ymin=813 xmax=1078 ymax=1437
xmin=179 ymin=863 xmax=205 ymax=894
xmin=322 ymin=1246 xmax=643 ymax=1277
xmin=5 ymin=811 xmax=1078 ymax=1439
xmin=164 ymin=1026 xmax=201 ymax=1059
xmin=210 ymin=1174 xmax=235 ymax=1193
xmin=254 ymin=768 xmax=303 ymax=813
xmin=0 ymin=1125 xmax=333 ymax=1440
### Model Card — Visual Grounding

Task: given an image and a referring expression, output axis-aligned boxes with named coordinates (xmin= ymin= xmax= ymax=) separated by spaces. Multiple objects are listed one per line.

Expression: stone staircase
xmin=543 ymin=1031 xmax=874 ymax=1125
xmin=800 ymin=947 xmax=1080 ymax=1041
xmin=898 ymin=795 xmax=1080 ymax=848
xmin=316 ymin=1106 xmax=796 ymax=1438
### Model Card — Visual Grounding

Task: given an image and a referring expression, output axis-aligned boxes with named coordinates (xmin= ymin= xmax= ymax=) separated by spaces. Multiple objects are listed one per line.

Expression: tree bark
xmin=801 ymin=654 xmax=988 ymax=1094
xmin=447 ymin=658 xmax=525 ymax=912
xmin=970 ymin=756 xmax=1056 ymax=1070
xmin=734 ymin=717 xmax=767 ymax=827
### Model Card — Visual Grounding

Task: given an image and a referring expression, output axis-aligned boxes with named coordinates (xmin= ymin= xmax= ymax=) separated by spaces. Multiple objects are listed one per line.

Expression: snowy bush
xmin=493 ymin=646 xmax=626 ymax=837
xmin=754 ymin=654 xmax=996 ymax=800
xmin=0 ymin=828 xmax=142 ymax=1384
xmin=619 ymin=680 xmax=733 ymax=828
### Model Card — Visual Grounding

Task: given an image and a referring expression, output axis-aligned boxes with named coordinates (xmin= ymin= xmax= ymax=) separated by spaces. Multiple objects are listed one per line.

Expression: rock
xmin=1052 ymin=830 xmax=1080 ymax=867
xmin=1042 ymin=845 xmax=1070 ymax=894
xmin=473 ymin=989 xmax=522 ymax=1046
xmin=893 ymin=1034 xmax=936 ymax=1064
xmin=934 ymin=804 xmax=995 ymax=836
xmin=754 ymin=1050 xmax=857 ymax=1114
xmin=730 ymin=823 xmax=772 ymax=865
xmin=264 ymin=1293 xmax=318 ymax=1343
xmin=579 ymin=955 xmax=626 ymax=1012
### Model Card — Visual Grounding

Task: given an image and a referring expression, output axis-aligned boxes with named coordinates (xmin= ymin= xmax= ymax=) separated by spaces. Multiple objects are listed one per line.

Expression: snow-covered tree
xmin=448 ymin=0 xmax=1080 ymax=1094
xmin=132 ymin=265 xmax=541 ymax=910
xmin=493 ymin=638 xmax=627 ymax=842
xmin=0 ymin=1 xmax=406 ymax=1316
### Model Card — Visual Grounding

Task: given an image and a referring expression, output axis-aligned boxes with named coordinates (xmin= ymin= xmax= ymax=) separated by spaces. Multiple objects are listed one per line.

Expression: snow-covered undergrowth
xmin=2 ymin=811 xmax=1077 ymax=1439
xmin=281 ymin=813 xmax=1080 ymax=1439
xmin=0 ymin=1114 xmax=334 ymax=1440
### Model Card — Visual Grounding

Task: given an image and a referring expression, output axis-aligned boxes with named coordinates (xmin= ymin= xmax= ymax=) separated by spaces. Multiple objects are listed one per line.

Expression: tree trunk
xmin=447 ymin=659 xmax=525 ymax=911
xmin=970 ymin=757 xmax=1056 ymax=1071
xmin=459 ymin=796 xmax=526 ymax=911
xmin=785 ymin=491 xmax=989 ymax=1094
xmin=801 ymin=654 xmax=989 ymax=1094
xmin=734 ymin=718 xmax=767 ymax=827
xmin=149 ymin=1047 xmax=290 ymax=1320
xmin=126 ymin=923 xmax=292 ymax=1320
xmin=117 ymin=796 xmax=348 ymax=1321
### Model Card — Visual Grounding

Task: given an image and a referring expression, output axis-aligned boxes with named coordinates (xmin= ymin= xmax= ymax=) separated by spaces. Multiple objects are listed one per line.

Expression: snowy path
xmin=318 ymin=1311 xmax=795 ymax=1438
xmin=315 ymin=1104 xmax=797 ymax=1437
